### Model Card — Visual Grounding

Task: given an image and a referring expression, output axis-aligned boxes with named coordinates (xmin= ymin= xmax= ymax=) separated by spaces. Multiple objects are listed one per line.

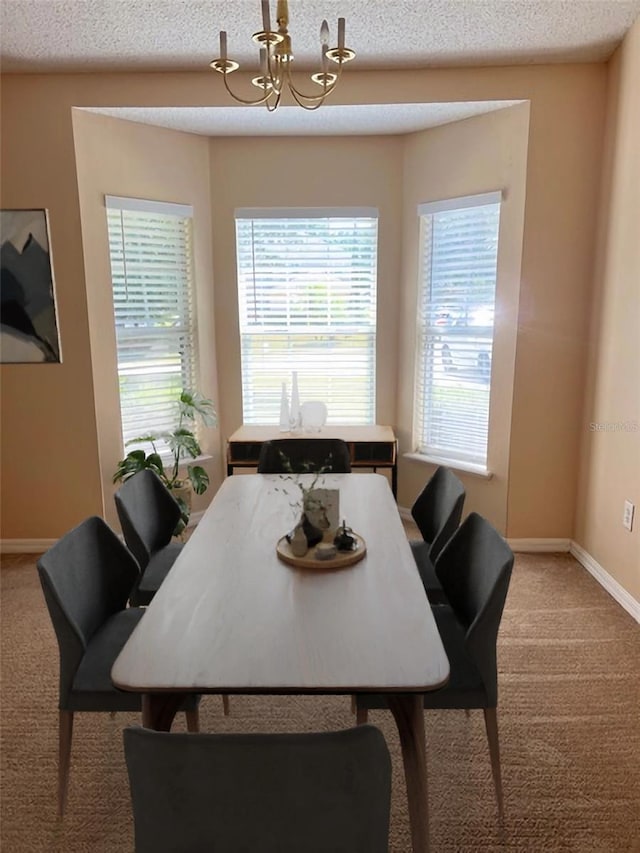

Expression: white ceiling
xmin=2 ymin=0 xmax=639 ymax=136
xmin=81 ymin=101 xmax=523 ymax=137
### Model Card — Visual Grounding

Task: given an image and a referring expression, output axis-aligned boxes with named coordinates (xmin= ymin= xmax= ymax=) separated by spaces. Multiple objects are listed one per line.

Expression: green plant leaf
xmin=146 ymin=453 xmax=167 ymax=479
xmin=125 ymin=434 xmax=161 ymax=446
xmin=187 ymin=465 xmax=210 ymax=495
xmin=113 ymin=388 xmax=214 ymax=500
xmin=113 ymin=449 xmax=149 ymax=483
xmin=179 ymin=390 xmax=217 ymax=428
xmin=112 ymin=449 xmax=170 ymax=486
xmin=167 ymin=428 xmax=200 ymax=459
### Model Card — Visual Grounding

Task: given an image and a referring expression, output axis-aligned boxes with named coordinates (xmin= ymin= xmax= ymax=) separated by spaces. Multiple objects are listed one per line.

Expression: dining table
xmin=112 ymin=472 xmax=450 ymax=853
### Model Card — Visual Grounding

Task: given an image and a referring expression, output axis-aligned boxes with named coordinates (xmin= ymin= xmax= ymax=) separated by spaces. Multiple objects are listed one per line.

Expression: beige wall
xmin=396 ymin=104 xmax=530 ymax=530
xmin=72 ymin=110 xmax=222 ymax=530
xmin=575 ymin=17 xmax=640 ymax=600
xmin=208 ymin=135 xmax=403 ymax=443
xmin=505 ymin=68 xmax=607 ymax=539
xmin=0 ymin=64 xmax=607 ymax=549
xmin=1 ymin=81 xmax=103 ymax=539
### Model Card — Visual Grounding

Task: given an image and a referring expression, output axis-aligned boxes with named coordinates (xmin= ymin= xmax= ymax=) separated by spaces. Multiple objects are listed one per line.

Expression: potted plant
xmin=113 ymin=389 xmax=217 ymax=535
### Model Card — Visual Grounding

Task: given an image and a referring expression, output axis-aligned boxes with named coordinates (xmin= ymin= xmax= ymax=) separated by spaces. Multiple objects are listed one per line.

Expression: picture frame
xmin=305 ymin=488 xmax=340 ymax=533
xmin=1 ymin=208 xmax=62 ymax=363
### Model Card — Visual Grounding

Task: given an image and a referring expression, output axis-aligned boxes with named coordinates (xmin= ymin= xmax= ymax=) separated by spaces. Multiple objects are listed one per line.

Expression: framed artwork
xmin=1 ymin=208 xmax=61 ymax=363
xmin=305 ymin=488 xmax=340 ymax=533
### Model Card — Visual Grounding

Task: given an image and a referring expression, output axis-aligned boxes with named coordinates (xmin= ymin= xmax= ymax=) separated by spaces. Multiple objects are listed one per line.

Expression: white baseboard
xmin=3 ymin=525 xmax=637 ymax=624
xmin=398 ymin=516 xmax=638 ymax=623
xmin=2 ymin=512 xmax=205 ymax=554
xmin=1 ymin=539 xmax=56 ymax=554
xmin=570 ymin=541 xmax=640 ymax=624
xmin=508 ymin=538 xmax=571 ymax=553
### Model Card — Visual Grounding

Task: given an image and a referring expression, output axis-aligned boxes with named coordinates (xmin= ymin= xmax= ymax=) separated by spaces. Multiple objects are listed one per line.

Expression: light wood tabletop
xmin=112 ymin=473 xmax=449 ymax=852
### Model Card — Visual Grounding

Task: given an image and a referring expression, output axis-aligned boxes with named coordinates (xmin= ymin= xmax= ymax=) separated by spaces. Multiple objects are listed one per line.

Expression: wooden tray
xmin=276 ymin=533 xmax=366 ymax=570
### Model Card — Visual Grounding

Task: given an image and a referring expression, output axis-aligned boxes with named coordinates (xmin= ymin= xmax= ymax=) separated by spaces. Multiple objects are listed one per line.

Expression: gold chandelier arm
xmin=265 ymin=52 xmax=285 ymax=95
xmin=284 ymin=61 xmax=342 ymax=105
xmin=265 ymin=89 xmax=282 ymax=112
xmin=287 ymin=87 xmax=327 ymax=110
xmin=221 ymin=71 xmax=274 ymax=106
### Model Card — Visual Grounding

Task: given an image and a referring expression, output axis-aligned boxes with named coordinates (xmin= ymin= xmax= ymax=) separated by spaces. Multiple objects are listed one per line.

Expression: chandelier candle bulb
xmin=261 ymin=0 xmax=271 ymax=32
xmin=338 ymin=18 xmax=345 ymax=50
xmin=260 ymin=47 xmax=268 ymax=75
xmin=219 ymin=31 xmax=227 ymax=61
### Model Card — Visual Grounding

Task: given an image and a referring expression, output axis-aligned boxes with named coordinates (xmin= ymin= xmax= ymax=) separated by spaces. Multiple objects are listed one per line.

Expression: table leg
xmin=387 ymin=694 xmax=429 ymax=853
xmin=142 ymin=694 xmax=183 ymax=731
xmin=392 ymin=461 xmax=398 ymax=500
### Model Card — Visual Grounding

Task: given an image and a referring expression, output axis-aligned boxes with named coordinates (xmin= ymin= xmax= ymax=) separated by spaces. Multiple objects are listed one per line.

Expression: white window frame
xmin=105 ymin=195 xmax=198 ymax=456
xmin=234 ymin=207 xmax=379 ymax=425
xmin=412 ymin=191 xmax=502 ymax=472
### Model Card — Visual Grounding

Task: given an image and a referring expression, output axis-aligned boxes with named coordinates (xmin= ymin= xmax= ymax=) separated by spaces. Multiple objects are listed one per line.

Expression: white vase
xmin=289 ymin=523 xmax=308 ymax=557
xmin=279 ymin=382 xmax=290 ymax=432
xmin=289 ymin=370 xmax=301 ymax=431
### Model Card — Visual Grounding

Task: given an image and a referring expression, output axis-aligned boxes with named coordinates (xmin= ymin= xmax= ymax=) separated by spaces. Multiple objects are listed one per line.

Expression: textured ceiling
xmin=2 ymin=0 xmax=640 ymax=73
xmin=2 ymin=1 xmax=638 ymax=136
xmin=82 ymin=101 xmax=523 ymax=137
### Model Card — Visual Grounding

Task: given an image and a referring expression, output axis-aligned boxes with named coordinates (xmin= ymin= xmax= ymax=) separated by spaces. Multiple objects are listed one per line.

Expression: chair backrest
xmin=435 ymin=512 xmax=514 ymax=705
xmin=37 ymin=515 xmax=140 ymax=704
xmin=257 ymin=438 xmax=352 ymax=474
xmin=410 ymin=466 xmax=465 ymax=561
xmin=124 ymin=724 xmax=391 ymax=853
xmin=114 ymin=470 xmax=182 ymax=569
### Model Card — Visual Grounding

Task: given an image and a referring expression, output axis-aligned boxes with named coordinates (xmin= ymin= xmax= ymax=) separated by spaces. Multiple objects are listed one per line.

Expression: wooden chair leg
xmin=222 ymin=694 xmax=230 ymax=716
xmin=58 ymin=710 xmax=73 ymax=817
xmin=185 ymin=709 xmax=200 ymax=733
xmin=356 ymin=705 xmax=368 ymax=725
xmin=483 ymin=707 xmax=504 ymax=820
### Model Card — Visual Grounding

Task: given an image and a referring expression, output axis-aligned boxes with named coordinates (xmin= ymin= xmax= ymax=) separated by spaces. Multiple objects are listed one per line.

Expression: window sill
xmin=157 ymin=453 xmax=213 ymax=469
xmin=403 ymin=452 xmax=493 ymax=480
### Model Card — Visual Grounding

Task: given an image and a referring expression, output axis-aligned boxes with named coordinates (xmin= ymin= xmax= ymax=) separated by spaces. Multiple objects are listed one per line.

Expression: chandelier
xmin=209 ymin=0 xmax=355 ymax=111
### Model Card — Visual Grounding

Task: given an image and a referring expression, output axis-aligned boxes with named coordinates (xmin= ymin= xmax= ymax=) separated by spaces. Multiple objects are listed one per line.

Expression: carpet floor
xmin=1 ymin=540 xmax=639 ymax=852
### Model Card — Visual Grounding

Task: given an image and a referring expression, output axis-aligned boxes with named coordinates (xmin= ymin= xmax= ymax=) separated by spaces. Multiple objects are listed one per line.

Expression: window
xmin=235 ymin=208 xmax=378 ymax=424
xmin=413 ymin=192 xmax=501 ymax=469
xmin=106 ymin=196 xmax=197 ymax=453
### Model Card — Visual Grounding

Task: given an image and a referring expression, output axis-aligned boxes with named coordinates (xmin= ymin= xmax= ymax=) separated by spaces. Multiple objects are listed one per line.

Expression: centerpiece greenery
xmin=113 ymin=389 xmax=216 ymax=534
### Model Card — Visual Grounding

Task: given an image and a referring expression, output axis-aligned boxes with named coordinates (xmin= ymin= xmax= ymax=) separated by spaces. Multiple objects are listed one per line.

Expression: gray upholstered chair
xmin=123 ymin=724 xmax=391 ymax=853
xmin=256 ymin=438 xmax=352 ymax=474
xmin=37 ymin=516 xmax=199 ymax=816
xmin=410 ymin=465 xmax=466 ymax=603
xmin=114 ymin=469 xmax=185 ymax=607
xmin=357 ymin=512 xmax=514 ymax=818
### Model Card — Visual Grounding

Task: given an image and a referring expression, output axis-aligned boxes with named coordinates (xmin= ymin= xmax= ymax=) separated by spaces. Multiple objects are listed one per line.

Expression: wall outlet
xmin=623 ymin=500 xmax=635 ymax=532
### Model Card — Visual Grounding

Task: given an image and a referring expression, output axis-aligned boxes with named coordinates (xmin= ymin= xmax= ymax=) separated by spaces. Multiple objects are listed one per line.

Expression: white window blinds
xmin=414 ymin=192 xmax=501 ymax=467
xmin=235 ymin=209 xmax=378 ymax=424
xmin=105 ymin=196 xmax=197 ymax=453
